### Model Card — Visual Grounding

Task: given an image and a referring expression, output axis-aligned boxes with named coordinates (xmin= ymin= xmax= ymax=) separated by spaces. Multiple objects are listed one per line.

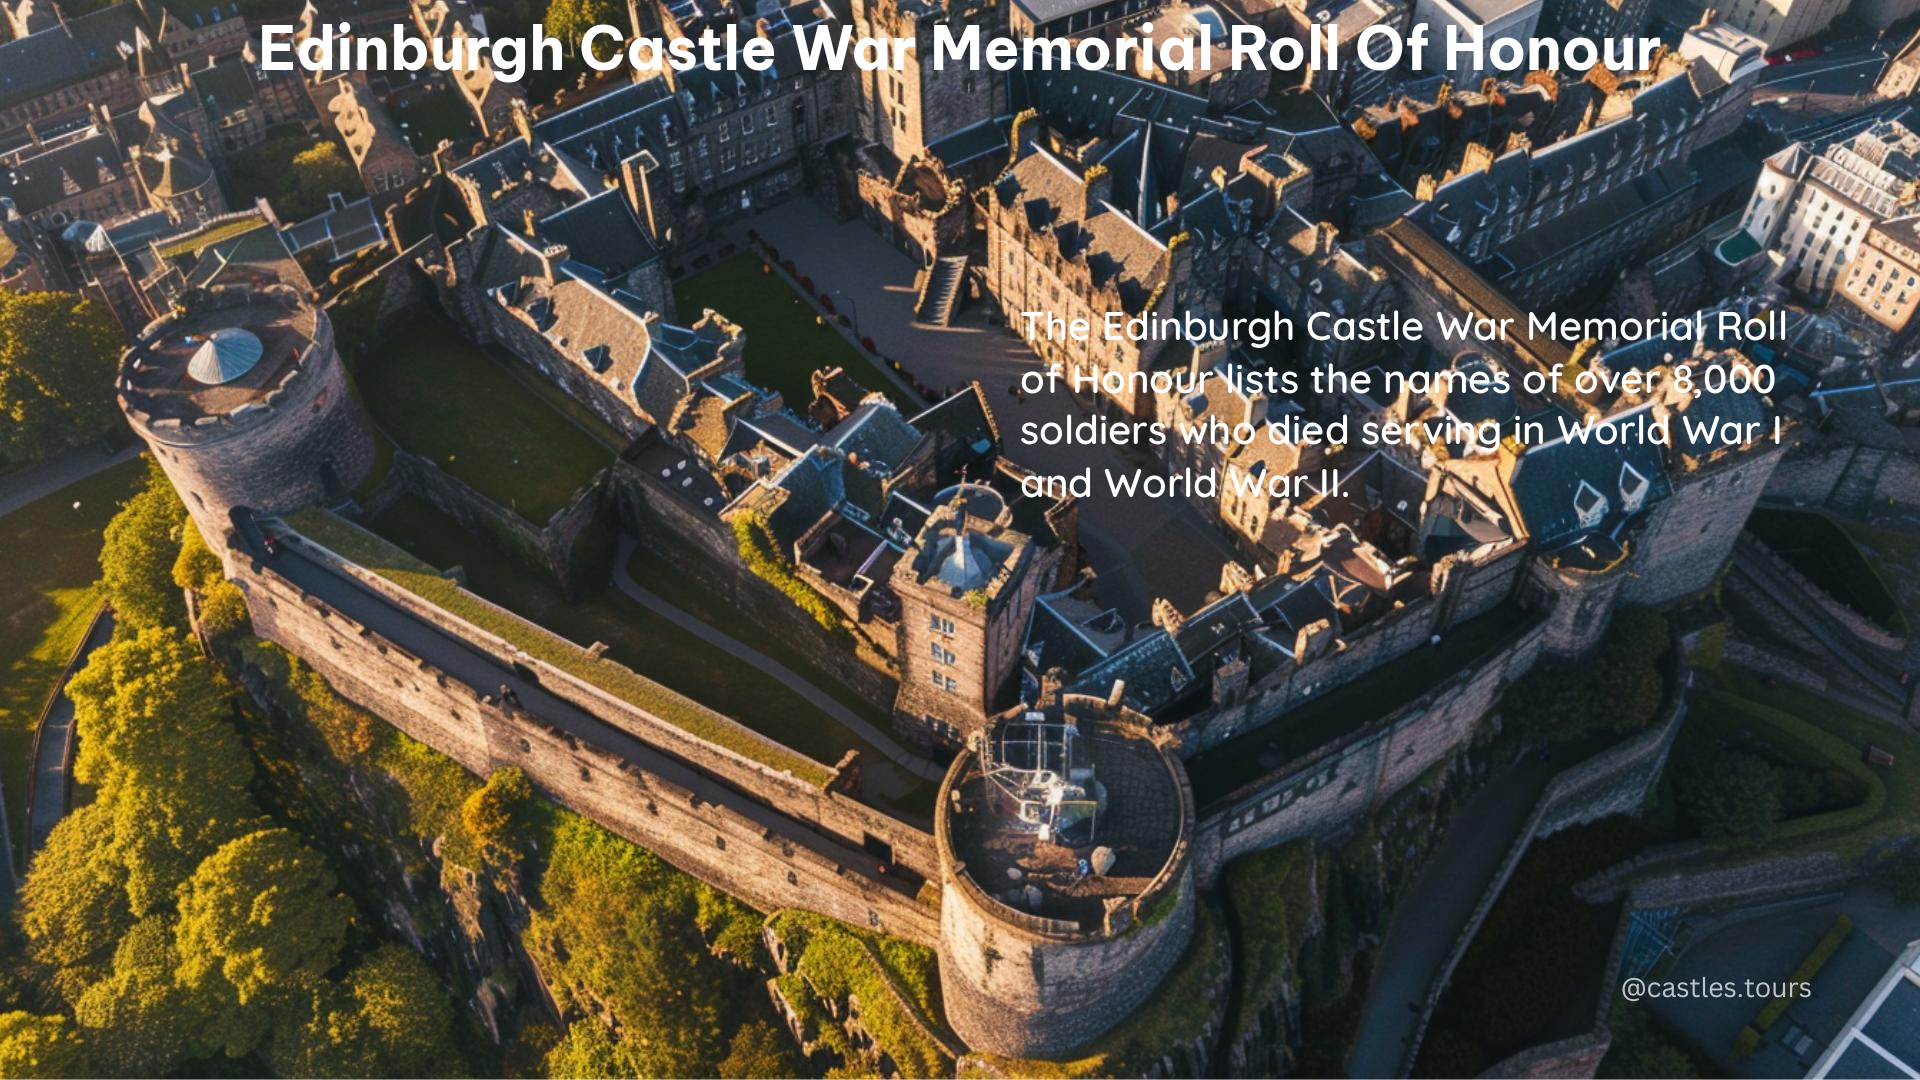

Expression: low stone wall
xmin=1767 ymin=440 xmax=1920 ymax=515
xmin=388 ymin=450 xmax=609 ymax=595
xmin=1741 ymin=535 xmax=1906 ymax=653
xmin=234 ymin=538 xmax=941 ymax=945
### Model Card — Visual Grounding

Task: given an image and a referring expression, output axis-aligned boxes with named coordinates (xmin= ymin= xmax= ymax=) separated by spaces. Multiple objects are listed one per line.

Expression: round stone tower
xmin=118 ymin=283 xmax=374 ymax=547
xmin=934 ymin=690 xmax=1196 ymax=1058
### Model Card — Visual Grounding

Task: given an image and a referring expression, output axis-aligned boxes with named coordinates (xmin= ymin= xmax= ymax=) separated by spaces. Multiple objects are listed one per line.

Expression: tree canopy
xmin=175 ymin=828 xmax=355 ymax=1005
xmin=0 ymin=291 xmax=123 ymax=468
xmin=98 ymin=461 xmax=187 ymax=631
xmin=1679 ymin=751 xmax=1781 ymax=844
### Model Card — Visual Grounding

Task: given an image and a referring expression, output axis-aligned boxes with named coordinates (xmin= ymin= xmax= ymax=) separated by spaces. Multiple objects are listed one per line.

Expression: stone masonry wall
xmin=608 ymin=455 xmax=901 ymax=705
xmin=1190 ymin=614 xmax=1548 ymax=886
xmin=388 ymin=450 xmax=608 ymax=592
xmin=233 ymin=542 xmax=941 ymax=945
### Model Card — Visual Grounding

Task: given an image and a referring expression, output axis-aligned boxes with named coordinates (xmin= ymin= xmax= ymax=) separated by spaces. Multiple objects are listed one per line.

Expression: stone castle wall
xmin=1622 ymin=443 xmax=1785 ymax=607
xmin=608 ymin=455 xmax=901 ymax=705
xmin=131 ymin=298 xmax=375 ymax=546
xmin=1766 ymin=439 xmax=1920 ymax=514
xmin=233 ymin=539 xmax=941 ymax=945
xmin=1191 ymin=611 xmax=1548 ymax=885
xmin=387 ymin=450 xmax=609 ymax=593
xmin=1177 ymin=544 xmax=1531 ymax=756
xmin=1399 ymin=666 xmax=1687 ymax=1073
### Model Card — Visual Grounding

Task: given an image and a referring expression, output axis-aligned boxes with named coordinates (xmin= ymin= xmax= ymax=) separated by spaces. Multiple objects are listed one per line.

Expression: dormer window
xmin=584 ymin=344 xmax=611 ymax=373
xmin=1620 ymin=461 xmax=1650 ymax=511
xmin=1573 ymin=480 xmax=1607 ymax=530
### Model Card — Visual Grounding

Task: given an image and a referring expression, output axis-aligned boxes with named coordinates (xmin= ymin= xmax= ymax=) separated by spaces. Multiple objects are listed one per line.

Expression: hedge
xmin=1695 ymin=693 xmax=1886 ymax=845
xmin=1751 ymin=915 xmax=1853 ymax=1035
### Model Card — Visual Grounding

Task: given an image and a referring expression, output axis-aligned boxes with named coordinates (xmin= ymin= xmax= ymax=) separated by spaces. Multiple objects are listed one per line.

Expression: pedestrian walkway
xmin=610 ymin=538 xmax=945 ymax=783
xmin=25 ymin=606 xmax=115 ymax=862
xmin=0 ymin=445 xmax=140 ymax=519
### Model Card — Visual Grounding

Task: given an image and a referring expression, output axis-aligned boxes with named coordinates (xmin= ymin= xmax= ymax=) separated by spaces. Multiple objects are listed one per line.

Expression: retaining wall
xmin=233 ymin=539 xmax=941 ymax=945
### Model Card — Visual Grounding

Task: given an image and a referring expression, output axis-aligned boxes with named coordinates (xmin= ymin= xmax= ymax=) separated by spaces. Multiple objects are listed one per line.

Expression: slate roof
xmin=1507 ymin=404 xmax=1672 ymax=548
xmin=0 ymin=4 xmax=142 ymax=111
xmin=993 ymin=145 xmax=1168 ymax=314
xmin=0 ymin=127 xmax=127 ymax=214
xmin=1067 ymin=629 xmax=1194 ymax=713
xmin=825 ymin=400 xmax=922 ymax=472
xmin=535 ymin=188 xmax=660 ymax=279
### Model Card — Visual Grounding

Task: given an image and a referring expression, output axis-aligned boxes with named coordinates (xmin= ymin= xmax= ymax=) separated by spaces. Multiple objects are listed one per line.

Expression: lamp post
xmin=834 ymin=289 xmax=862 ymax=338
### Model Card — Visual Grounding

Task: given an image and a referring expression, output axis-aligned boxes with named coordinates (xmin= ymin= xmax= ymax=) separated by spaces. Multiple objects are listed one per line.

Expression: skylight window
xmin=1573 ymin=479 xmax=1607 ymax=529
xmin=1619 ymin=461 xmax=1650 ymax=511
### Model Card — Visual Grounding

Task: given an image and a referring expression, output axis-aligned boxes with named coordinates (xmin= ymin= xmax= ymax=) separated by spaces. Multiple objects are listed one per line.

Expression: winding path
xmin=1730 ymin=543 xmax=1910 ymax=709
xmin=24 ymin=608 xmax=116 ymax=861
xmin=610 ymin=538 xmax=944 ymax=782
xmin=1345 ymin=753 xmax=1558 ymax=1078
xmin=0 ymin=445 xmax=140 ymax=520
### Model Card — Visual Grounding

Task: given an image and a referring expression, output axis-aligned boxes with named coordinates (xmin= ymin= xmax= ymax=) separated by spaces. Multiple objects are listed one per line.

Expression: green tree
xmin=1599 ymin=1004 xmax=1697 ymax=1079
xmin=461 ymin=766 xmax=534 ymax=865
xmin=66 ymin=625 xmax=260 ymax=912
xmin=1876 ymin=847 xmax=1920 ymax=906
xmin=72 ymin=914 xmax=259 ymax=1073
xmin=175 ymin=828 xmax=354 ymax=1005
xmin=716 ymin=1019 xmax=802 ymax=1079
xmin=1679 ymin=751 xmax=1780 ymax=844
xmin=173 ymin=518 xmax=249 ymax=641
xmin=273 ymin=946 xmax=463 ymax=1078
xmin=289 ymin=141 xmax=360 ymax=217
xmin=98 ymin=461 xmax=186 ymax=631
xmin=0 ymin=1012 xmax=89 ymax=1078
xmin=543 ymin=0 xmax=615 ymax=56
xmin=544 ymin=1019 xmax=626 ymax=1078
xmin=0 ymin=290 xmax=122 ymax=466
xmin=16 ymin=802 xmax=133 ymax=1003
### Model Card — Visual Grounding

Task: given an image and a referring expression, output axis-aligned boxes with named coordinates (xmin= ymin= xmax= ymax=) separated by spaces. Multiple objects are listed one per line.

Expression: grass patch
xmin=393 ymin=88 xmax=481 ymax=154
xmin=354 ymin=312 xmax=611 ymax=522
xmin=1222 ymin=840 xmax=1316 ymax=1042
xmin=674 ymin=253 xmax=904 ymax=409
xmin=766 ymin=910 xmax=953 ymax=1077
xmin=286 ymin=502 xmax=837 ymax=786
xmin=152 ymin=215 xmax=264 ymax=260
xmin=1747 ymin=509 xmax=1906 ymax=635
xmin=625 ymin=539 xmax=893 ymax=731
xmin=0 ymin=458 xmax=145 ymax=863
xmin=1711 ymin=671 xmax=1920 ymax=856
xmin=1753 ymin=915 xmax=1851 ymax=1035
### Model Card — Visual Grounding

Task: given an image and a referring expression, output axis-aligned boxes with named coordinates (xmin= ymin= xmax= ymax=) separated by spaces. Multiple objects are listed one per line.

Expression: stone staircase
xmin=914 ymin=255 xmax=967 ymax=326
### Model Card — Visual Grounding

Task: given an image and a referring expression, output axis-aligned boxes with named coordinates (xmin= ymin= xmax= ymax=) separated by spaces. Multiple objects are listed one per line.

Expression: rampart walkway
xmin=254 ymin=529 xmax=921 ymax=903
xmin=25 ymin=607 xmax=115 ymax=861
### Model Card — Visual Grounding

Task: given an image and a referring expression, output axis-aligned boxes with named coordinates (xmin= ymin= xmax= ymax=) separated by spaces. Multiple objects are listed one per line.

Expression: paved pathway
xmin=0 ymin=444 xmax=140 ymax=519
xmin=748 ymin=204 xmax=1242 ymax=618
xmin=26 ymin=607 xmax=115 ymax=861
xmin=1346 ymin=752 xmax=1559 ymax=1078
xmin=611 ymin=537 xmax=945 ymax=783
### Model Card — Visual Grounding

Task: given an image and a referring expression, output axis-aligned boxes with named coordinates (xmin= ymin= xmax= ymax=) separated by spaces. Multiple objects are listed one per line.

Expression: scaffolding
xmin=981 ymin=712 xmax=1107 ymax=847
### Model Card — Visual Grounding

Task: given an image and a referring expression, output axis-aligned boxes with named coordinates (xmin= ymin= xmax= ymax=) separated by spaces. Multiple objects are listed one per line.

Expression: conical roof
xmin=186 ymin=327 xmax=264 ymax=385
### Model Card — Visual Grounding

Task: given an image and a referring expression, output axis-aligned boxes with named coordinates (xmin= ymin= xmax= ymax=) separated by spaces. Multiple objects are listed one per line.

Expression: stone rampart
xmin=1398 ymin=662 xmax=1688 ymax=1073
xmin=1191 ymin=611 xmax=1548 ymax=886
xmin=234 ymin=539 xmax=941 ymax=944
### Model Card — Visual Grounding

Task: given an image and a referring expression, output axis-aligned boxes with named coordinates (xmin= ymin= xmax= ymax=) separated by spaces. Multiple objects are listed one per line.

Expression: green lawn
xmin=1694 ymin=671 xmax=1920 ymax=859
xmin=394 ymin=89 xmax=482 ymax=154
xmin=1747 ymin=508 xmax=1906 ymax=634
xmin=354 ymin=315 xmax=613 ymax=523
xmin=624 ymin=537 xmax=894 ymax=732
xmin=674 ymin=253 xmax=906 ymax=409
xmin=289 ymin=498 xmax=898 ymax=786
xmin=0 ymin=458 xmax=145 ymax=866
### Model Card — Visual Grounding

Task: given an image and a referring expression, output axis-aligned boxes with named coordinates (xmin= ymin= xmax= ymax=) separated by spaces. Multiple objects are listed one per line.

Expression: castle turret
xmin=890 ymin=482 xmax=1058 ymax=748
xmin=934 ymin=692 xmax=1196 ymax=1057
xmin=118 ymin=283 xmax=375 ymax=547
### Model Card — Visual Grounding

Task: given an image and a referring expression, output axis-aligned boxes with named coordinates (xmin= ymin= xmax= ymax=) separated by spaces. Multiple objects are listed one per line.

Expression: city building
xmin=1737 ymin=120 xmax=1920 ymax=300
xmin=1408 ymin=0 xmax=1541 ymax=82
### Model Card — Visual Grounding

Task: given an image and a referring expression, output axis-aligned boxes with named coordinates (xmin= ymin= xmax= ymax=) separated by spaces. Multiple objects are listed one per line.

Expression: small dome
xmin=187 ymin=327 xmax=264 ymax=385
